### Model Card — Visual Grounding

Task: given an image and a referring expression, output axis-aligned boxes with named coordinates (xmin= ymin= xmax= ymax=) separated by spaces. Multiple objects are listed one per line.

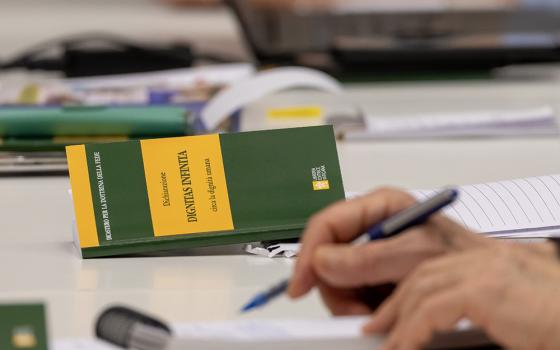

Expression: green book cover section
xmin=0 ymin=304 xmax=48 ymax=350
xmin=67 ymin=126 xmax=345 ymax=258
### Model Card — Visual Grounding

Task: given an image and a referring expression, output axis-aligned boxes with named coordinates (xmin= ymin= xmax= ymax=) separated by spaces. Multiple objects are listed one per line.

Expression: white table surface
xmin=2 ymin=0 xmax=560 ymax=343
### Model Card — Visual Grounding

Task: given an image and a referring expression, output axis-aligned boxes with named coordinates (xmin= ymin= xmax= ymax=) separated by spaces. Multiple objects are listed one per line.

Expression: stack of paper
xmin=344 ymin=106 xmax=559 ymax=140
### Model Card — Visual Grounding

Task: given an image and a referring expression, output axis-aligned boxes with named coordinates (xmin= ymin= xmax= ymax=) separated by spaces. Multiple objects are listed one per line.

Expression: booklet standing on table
xmin=67 ymin=126 xmax=345 ymax=258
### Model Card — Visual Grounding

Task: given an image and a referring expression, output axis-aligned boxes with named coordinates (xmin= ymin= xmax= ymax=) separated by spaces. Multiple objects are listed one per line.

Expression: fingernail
xmin=286 ymin=285 xmax=295 ymax=298
xmin=362 ymin=322 xmax=373 ymax=334
xmin=286 ymin=279 xmax=299 ymax=298
xmin=286 ymin=273 xmax=311 ymax=299
xmin=362 ymin=320 xmax=379 ymax=335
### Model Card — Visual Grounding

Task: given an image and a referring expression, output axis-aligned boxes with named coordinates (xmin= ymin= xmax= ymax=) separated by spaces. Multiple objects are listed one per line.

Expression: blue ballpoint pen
xmin=240 ymin=188 xmax=459 ymax=313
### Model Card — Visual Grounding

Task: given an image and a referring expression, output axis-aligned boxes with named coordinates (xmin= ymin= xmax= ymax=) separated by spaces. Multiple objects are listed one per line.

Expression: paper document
xmin=413 ymin=174 xmax=560 ymax=238
xmin=344 ymin=106 xmax=559 ymax=140
xmin=245 ymin=175 xmax=560 ymax=258
xmin=245 ymin=243 xmax=300 ymax=258
xmin=168 ymin=317 xmax=491 ymax=350
xmin=53 ymin=318 xmax=491 ymax=350
xmin=168 ymin=317 xmax=379 ymax=350
xmin=66 ymin=64 xmax=255 ymax=90
xmin=173 ymin=317 xmax=367 ymax=341
xmin=201 ymin=67 xmax=342 ymax=131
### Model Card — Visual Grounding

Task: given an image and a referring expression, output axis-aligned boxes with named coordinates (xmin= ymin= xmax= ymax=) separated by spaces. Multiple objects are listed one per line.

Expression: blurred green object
xmin=0 ymin=106 xmax=192 ymax=138
xmin=0 ymin=304 xmax=48 ymax=350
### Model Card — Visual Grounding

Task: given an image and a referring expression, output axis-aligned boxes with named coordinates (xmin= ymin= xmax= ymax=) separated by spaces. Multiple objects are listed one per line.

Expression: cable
xmin=0 ymin=32 xmax=241 ymax=76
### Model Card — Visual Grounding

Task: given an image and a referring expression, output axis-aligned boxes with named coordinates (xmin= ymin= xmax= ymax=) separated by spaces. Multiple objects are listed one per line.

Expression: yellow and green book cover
xmin=67 ymin=126 xmax=345 ymax=258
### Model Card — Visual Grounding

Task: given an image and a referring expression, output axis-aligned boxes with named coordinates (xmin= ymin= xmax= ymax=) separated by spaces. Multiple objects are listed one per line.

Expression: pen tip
xmin=240 ymin=294 xmax=267 ymax=314
xmin=240 ymin=301 xmax=256 ymax=313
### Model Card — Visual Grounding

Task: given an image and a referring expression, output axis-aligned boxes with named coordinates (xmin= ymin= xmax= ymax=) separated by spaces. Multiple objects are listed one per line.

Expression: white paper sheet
xmin=345 ymin=106 xmax=560 ymax=140
xmin=200 ymin=67 xmax=343 ymax=131
xmin=167 ymin=317 xmax=491 ymax=350
xmin=245 ymin=243 xmax=300 ymax=258
xmin=172 ymin=317 xmax=368 ymax=341
xmin=168 ymin=317 xmax=381 ymax=350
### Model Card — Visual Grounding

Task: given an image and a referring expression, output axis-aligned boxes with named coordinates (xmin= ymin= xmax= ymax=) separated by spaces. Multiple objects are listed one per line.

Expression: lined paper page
xmin=412 ymin=175 xmax=560 ymax=237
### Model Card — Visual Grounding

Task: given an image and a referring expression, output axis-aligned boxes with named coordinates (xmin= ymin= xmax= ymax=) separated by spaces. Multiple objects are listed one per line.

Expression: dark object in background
xmin=96 ymin=306 xmax=172 ymax=350
xmin=62 ymin=43 xmax=194 ymax=77
xmin=227 ymin=0 xmax=560 ymax=76
xmin=0 ymin=33 xmax=236 ymax=77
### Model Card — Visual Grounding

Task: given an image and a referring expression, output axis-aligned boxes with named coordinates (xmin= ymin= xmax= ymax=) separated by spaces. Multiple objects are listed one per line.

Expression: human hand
xmin=287 ymin=187 xmax=492 ymax=315
xmin=367 ymin=243 xmax=560 ymax=350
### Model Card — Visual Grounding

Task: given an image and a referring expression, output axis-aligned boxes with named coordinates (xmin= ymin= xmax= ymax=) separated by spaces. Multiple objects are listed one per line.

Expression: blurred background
xmin=2 ymin=0 xmax=560 ymax=77
xmin=2 ymin=0 xmax=560 ymax=171
xmin=0 ymin=0 xmax=246 ymax=63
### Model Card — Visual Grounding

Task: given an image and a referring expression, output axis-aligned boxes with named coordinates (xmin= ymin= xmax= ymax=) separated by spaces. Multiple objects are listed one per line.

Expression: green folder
xmin=0 ymin=106 xmax=191 ymax=137
xmin=0 ymin=304 xmax=48 ymax=350
xmin=67 ymin=126 xmax=345 ymax=258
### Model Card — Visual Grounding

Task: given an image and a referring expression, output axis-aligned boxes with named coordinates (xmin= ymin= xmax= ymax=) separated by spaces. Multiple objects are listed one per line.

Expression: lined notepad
xmin=243 ymin=175 xmax=560 ymax=258
xmin=412 ymin=174 xmax=560 ymax=238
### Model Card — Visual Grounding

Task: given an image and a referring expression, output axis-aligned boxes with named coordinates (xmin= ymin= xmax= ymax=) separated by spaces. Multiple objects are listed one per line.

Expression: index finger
xmin=287 ymin=187 xmax=416 ymax=298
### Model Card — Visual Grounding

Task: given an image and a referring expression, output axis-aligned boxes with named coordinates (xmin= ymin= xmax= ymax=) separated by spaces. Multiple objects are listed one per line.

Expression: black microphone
xmin=95 ymin=306 xmax=172 ymax=350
